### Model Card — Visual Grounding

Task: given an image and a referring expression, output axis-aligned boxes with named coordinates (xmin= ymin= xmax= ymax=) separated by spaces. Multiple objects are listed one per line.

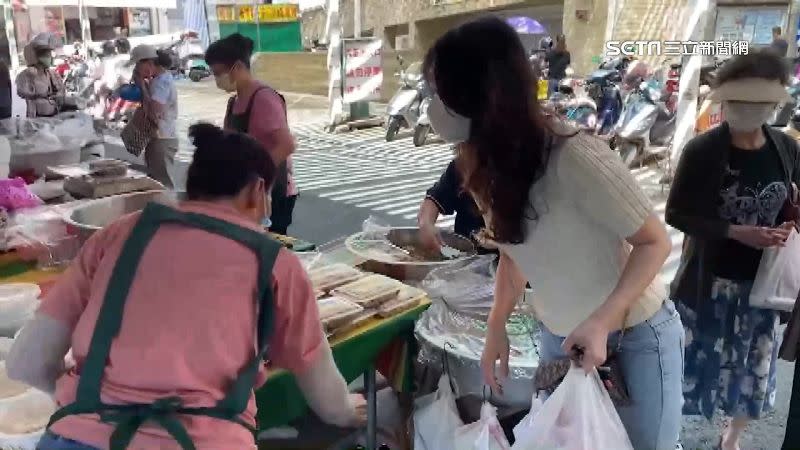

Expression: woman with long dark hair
xmin=424 ymin=17 xmax=681 ymax=450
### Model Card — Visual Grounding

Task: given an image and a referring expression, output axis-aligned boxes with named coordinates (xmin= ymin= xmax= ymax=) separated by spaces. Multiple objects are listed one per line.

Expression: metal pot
xmin=64 ymin=190 xmax=185 ymax=245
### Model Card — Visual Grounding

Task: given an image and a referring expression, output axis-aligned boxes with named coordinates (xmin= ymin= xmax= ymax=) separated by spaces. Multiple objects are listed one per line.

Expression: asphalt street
xmin=107 ymin=79 xmax=794 ymax=450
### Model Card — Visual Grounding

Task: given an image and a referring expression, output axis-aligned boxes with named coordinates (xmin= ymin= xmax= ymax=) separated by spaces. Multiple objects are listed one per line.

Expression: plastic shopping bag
xmin=511 ymin=366 xmax=633 ymax=450
xmin=453 ymin=401 xmax=511 ymax=450
xmin=511 ymin=393 xmax=545 ymax=443
xmin=414 ymin=375 xmax=463 ymax=450
xmin=750 ymin=229 xmax=800 ymax=311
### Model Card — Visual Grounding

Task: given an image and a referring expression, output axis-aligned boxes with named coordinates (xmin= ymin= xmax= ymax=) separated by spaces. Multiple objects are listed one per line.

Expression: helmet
xmin=539 ymin=37 xmax=553 ymax=50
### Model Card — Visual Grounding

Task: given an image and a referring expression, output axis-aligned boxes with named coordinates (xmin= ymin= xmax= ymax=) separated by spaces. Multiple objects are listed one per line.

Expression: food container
xmin=345 ymin=227 xmax=476 ymax=282
xmin=333 ymin=274 xmax=402 ymax=308
xmin=63 ymin=190 xmax=179 ymax=245
xmin=308 ymin=264 xmax=364 ymax=293
xmin=318 ymin=296 xmax=364 ymax=331
xmin=377 ymin=285 xmax=426 ymax=318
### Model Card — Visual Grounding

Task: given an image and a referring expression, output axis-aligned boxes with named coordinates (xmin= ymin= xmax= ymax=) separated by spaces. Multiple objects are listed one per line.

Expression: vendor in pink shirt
xmin=7 ymin=124 xmax=365 ymax=450
xmin=205 ymin=33 xmax=298 ymax=235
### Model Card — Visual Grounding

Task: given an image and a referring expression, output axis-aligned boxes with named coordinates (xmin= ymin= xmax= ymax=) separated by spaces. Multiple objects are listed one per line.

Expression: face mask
xmin=723 ymin=101 xmax=777 ymax=132
xmin=38 ymin=56 xmax=52 ymax=66
xmin=215 ymin=64 xmax=238 ymax=92
xmin=428 ymin=95 xmax=471 ymax=144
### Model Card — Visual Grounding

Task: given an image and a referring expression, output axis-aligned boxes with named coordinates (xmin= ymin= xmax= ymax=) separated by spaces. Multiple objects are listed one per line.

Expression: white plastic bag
xmin=0 ymin=388 xmax=56 ymax=450
xmin=750 ymin=229 xmax=800 ymax=311
xmin=511 ymin=367 xmax=633 ymax=450
xmin=453 ymin=401 xmax=510 ymax=450
xmin=511 ymin=393 xmax=545 ymax=443
xmin=414 ymin=375 xmax=464 ymax=450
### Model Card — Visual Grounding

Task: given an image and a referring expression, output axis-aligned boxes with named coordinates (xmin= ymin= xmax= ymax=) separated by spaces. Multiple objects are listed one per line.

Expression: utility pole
xmin=668 ymin=0 xmax=711 ymax=176
xmin=325 ymin=0 xmax=343 ymax=130
xmin=354 ymin=0 xmax=361 ymax=38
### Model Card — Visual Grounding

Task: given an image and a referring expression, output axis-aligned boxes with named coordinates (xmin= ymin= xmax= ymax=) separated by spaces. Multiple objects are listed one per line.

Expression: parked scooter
xmin=585 ymin=67 xmax=624 ymax=136
xmin=547 ymin=69 xmax=598 ymax=131
xmin=613 ymin=79 xmax=676 ymax=168
xmin=769 ymin=76 xmax=800 ymax=127
xmin=385 ymin=56 xmax=430 ymax=142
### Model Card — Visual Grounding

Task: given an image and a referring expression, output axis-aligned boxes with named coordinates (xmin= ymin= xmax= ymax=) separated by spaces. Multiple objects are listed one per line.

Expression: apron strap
xmin=50 ymin=202 xmax=280 ymax=449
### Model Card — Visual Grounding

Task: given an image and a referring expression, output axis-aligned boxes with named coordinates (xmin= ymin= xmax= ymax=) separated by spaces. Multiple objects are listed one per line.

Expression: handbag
xmin=120 ymin=106 xmax=155 ymax=157
xmin=534 ymin=324 xmax=632 ymax=407
xmin=749 ymin=182 xmax=800 ymax=311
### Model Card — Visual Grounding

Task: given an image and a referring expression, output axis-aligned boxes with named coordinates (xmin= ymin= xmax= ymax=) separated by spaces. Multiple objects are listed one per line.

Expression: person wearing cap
xmin=666 ymin=50 xmax=800 ymax=450
xmin=16 ymin=33 xmax=65 ymax=118
xmin=130 ymin=44 xmax=178 ymax=188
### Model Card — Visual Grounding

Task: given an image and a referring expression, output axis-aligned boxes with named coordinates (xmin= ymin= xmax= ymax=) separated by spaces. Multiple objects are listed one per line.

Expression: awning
xmin=21 ymin=0 xmax=176 ymax=8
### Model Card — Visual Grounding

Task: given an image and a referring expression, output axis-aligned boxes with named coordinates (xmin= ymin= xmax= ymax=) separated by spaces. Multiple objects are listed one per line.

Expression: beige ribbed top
xmin=499 ymin=131 xmax=666 ymax=336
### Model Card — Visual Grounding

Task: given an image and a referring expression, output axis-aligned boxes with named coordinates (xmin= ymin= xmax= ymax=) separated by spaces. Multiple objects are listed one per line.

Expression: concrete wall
xmin=252 ymin=51 xmax=329 ymax=96
xmin=251 ymin=48 xmax=418 ymax=102
xmin=561 ymin=0 xmax=609 ymax=76
xmin=608 ymin=0 xmax=693 ymax=67
xmin=301 ymin=6 xmax=326 ymax=49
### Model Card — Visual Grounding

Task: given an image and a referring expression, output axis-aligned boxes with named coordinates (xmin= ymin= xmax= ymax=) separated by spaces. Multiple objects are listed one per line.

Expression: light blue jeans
xmin=538 ymin=300 xmax=685 ymax=450
xmin=37 ymin=431 xmax=100 ymax=450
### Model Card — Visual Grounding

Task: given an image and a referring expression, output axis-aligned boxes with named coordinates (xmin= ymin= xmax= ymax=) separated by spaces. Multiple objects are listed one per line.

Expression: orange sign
xmin=695 ymin=100 xmax=724 ymax=133
xmin=257 ymin=4 xmax=298 ymax=23
xmin=238 ymin=5 xmax=255 ymax=23
xmin=216 ymin=5 xmax=235 ymax=23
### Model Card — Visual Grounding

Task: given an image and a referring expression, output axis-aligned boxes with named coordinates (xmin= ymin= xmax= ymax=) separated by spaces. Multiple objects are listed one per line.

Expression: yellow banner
xmin=216 ymin=5 xmax=235 ymax=23
xmin=258 ymin=4 xmax=298 ymax=22
xmin=238 ymin=5 xmax=255 ymax=23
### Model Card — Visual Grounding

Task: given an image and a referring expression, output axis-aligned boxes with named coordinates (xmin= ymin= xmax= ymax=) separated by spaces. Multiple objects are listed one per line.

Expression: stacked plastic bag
xmin=0 ymin=336 xmax=57 ymax=449
xmin=0 ymin=284 xmax=40 ymax=338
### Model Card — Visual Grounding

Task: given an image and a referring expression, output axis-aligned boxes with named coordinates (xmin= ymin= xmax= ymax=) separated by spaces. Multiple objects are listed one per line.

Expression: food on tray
xmin=308 ymin=264 xmax=363 ymax=293
xmin=377 ymin=285 xmax=426 ymax=318
xmin=329 ymin=310 xmax=378 ymax=336
xmin=333 ymin=274 xmax=402 ymax=308
xmin=268 ymin=232 xmax=298 ymax=249
xmin=318 ymin=296 xmax=364 ymax=330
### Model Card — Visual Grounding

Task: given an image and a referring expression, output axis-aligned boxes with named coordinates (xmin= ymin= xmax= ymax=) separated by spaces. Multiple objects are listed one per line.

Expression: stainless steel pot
xmin=64 ymin=190 xmax=185 ymax=245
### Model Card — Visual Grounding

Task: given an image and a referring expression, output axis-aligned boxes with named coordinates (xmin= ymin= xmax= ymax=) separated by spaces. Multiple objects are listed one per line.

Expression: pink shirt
xmin=39 ymin=202 xmax=323 ymax=450
xmin=231 ymin=83 xmax=298 ymax=197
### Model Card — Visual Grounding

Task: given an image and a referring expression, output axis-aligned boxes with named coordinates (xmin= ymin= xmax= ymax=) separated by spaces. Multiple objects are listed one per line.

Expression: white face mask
xmin=428 ymin=95 xmax=471 ymax=144
xmin=723 ymin=101 xmax=777 ymax=132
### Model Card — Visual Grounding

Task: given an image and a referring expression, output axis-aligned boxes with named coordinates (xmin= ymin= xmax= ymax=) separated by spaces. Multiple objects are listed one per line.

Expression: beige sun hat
xmin=128 ymin=44 xmax=158 ymax=65
xmin=708 ymin=77 xmax=791 ymax=103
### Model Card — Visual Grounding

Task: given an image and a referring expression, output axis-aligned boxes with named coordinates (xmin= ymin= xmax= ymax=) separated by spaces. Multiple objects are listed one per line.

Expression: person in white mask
xmin=205 ymin=33 xmax=298 ymax=234
xmin=666 ymin=50 xmax=800 ymax=450
xmin=427 ymin=17 xmax=679 ymax=450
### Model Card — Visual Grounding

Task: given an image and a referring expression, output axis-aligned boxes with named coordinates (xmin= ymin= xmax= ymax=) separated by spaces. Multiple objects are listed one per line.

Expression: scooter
xmin=385 ymin=56 xmax=429 ymax=142
xmin=413 ymin=96 xmax=434 ymax=147
xmin=613 ymin=79 xmax=676 ymax=168
xmin=547 ymin=73 xmax=598 ymax=131
xmin=770 ymin=76 xmax=800 ymax=128
xmin=585 ymin=68 xmax=623 ymax=136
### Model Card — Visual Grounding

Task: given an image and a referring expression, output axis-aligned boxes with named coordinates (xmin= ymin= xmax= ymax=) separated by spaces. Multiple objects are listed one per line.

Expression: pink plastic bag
xmin=0 ymin=178 xmax=42 ymax=211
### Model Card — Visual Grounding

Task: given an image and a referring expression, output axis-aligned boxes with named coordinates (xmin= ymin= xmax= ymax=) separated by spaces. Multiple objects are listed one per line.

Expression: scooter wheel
xmin=619 ymin=142 xmax=640 ymax=168
xmin=413 ymin=124 xmax=430 ymax=147
xmin=386 ymin=117 xmax=401 ymax=142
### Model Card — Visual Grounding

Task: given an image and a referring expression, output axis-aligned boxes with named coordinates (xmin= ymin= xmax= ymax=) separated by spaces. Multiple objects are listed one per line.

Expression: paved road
xmin=106 ymin=80 xmax=794 ymax=449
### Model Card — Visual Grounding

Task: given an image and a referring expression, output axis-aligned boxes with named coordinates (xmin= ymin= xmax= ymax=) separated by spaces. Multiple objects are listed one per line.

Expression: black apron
xmin=45 ymin=202 xmax=281 ymax=450
xmin=225 ymin=86 xmax=290 ymax=203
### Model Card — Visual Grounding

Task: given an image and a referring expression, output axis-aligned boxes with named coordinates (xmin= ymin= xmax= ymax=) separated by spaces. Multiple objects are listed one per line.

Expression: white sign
xmin=342 ymin=38 xmax=383 ymax=104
